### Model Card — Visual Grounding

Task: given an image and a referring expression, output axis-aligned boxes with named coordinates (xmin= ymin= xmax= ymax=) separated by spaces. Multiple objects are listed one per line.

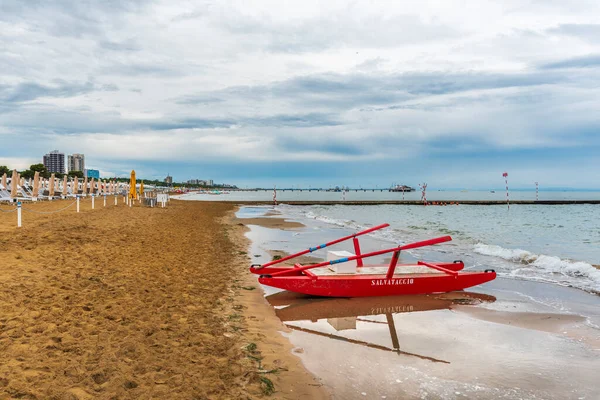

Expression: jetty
xmin=216 ymin=200 xmax=600 ymax=206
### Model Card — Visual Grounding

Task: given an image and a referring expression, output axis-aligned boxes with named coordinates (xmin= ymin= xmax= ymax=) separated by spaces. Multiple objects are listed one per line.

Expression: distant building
xmin=164 ymin=175 xmax=173 ymax=184
xmin=68 ymin=153 xmax=85 ymax=172
xmin=43 ymin=150 xmax=65 ymax=174
xmin=186 ymin=179 xmax=215 ymax=186
xmin=85 ymin=169 xmax=100 ymax=179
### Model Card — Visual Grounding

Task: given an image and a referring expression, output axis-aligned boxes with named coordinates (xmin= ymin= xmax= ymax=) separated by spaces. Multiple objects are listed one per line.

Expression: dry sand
xmin=0 ymin=198 xmax=328 ymax=399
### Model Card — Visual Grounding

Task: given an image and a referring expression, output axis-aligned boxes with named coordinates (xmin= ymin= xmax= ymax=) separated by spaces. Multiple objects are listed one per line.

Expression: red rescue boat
xmin=250 ymin=223 xmax=496 ymax=297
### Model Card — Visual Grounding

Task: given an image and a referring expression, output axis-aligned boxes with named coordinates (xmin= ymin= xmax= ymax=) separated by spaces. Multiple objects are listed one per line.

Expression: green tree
xmin=0 ymin=165 xmax=11 ymax=176
xmin=29 ymin=163 xmax=50 ymax=179
xmin=68 ymin=170 xmax=84 ymax=179
xmin=20 ymin=169 xmax=34 ymax=180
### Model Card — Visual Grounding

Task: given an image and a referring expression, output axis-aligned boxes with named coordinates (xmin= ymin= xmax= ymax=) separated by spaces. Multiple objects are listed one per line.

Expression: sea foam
xmin=474 ymin=243 xmax=600 ymax=290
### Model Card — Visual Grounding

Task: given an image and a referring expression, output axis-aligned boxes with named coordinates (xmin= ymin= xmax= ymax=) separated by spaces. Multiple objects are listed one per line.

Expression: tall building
xmin=68 ymin=153 xmax=85 ymax=173
xmin=43 ymin=150 xmax=65 ymax=174
xmin=164 ymin=175 xmax=173 ymax=184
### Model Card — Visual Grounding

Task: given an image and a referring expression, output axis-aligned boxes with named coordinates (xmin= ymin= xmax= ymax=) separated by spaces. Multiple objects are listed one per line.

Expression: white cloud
xmin=0 ymin=0 xmax=599 ymax=185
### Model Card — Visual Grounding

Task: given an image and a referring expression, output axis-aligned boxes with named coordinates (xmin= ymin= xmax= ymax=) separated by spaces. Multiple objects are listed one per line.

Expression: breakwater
xmin=222 ymin=200 xmax=600 ymax=206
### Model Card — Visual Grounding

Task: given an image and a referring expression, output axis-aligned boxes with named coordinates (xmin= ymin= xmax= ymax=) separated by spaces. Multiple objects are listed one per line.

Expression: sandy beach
xmin=0 ymin=199 xmax=328 ymax=399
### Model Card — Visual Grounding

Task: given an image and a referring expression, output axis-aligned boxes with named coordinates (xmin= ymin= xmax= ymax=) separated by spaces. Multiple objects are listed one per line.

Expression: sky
xmin=1 ymin=0 xmax=599 ymax=188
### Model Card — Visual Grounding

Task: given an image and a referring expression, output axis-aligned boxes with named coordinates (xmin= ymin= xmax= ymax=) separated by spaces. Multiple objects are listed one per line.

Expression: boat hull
xmin=258 ymin=271 xmax=496 ymax=297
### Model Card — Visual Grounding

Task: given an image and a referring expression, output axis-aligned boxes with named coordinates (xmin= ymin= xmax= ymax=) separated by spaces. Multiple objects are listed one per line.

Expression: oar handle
xmin=259 ymin=223 xmax=390 ymax=268
xmin=399 ymin=236 xmax=452 ymax=251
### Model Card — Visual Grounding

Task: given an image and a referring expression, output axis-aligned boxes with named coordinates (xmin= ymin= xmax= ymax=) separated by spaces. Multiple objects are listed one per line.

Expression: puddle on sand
xmin=268 ymin=290 xmax=600 ymax=400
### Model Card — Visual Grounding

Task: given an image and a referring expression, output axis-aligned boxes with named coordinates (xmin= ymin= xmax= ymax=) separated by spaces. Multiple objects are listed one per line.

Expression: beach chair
xmin=0 ymin=184 xmax=12 ymax=202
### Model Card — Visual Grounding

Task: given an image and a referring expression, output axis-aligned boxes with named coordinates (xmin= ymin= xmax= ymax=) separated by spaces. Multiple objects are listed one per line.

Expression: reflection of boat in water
xmin=266 ymin=291 xmax=496 ymax=363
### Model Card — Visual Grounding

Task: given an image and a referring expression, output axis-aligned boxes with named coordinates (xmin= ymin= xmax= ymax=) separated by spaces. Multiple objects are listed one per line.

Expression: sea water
xmin=275 ymin=203 xmax=600 ymax=294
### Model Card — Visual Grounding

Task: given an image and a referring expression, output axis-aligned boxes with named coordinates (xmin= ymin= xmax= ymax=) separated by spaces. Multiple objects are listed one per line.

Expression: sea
xmin=181 ymin=190 xmax=600 ymax=295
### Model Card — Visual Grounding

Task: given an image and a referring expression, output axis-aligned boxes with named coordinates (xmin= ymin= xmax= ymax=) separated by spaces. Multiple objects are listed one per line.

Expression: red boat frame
xmin=250 ymin=223 xmax=496 ymax=297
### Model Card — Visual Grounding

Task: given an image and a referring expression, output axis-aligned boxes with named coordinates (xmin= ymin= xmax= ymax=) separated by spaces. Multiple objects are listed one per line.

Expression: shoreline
xmin=228 ymin=211 xmax=330 ymax=399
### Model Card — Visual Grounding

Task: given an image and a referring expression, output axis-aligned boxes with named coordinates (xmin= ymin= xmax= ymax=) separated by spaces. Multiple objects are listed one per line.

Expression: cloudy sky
xmin=1 ymin=0 xmax=599 ymax=188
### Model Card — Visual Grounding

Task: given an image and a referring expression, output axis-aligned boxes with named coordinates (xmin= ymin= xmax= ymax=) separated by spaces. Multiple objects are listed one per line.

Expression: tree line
xmin=0 ymin=164 xmax=84 ymax=180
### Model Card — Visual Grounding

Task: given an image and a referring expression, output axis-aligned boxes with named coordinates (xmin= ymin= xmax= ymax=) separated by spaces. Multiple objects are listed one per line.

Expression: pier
xmin=216 ymin=200 xmax=600 ymax=206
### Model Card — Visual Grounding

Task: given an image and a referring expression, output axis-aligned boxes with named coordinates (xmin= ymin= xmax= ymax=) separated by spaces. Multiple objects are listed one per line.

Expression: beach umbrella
xmin=32 ymin=171 xmax=40 ymax=198
xmin=90 ymin=178 xmax=95 ymax=194
xmin=129 ymin=170 xmax=136 ymax=200
xmin=139 ymin=181 xmax=144 ymax=198
xmin=74 ymin=176 xmax=79 ymax=195
xmin=83 ymin=176 xmax=88 ymax=194
xmin=10 ymin=169 xmax=18 ymax=198
xmin=19 ymin=175 xmax=24 ymax=188
xmin=49 ymin=173 xmax=55 ymax=197
xmin=1 ymin=173 xmax=6 ymax=189
xmin=62 ymin=175 xmax=68 ymax=196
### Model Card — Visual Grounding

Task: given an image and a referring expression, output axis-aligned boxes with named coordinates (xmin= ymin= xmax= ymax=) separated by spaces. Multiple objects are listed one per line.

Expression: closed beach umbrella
xmin=32 ymin=171 xmax=40 ymax=197
xmin=49 ymin=173 xmax=55 ymax=197
xmin=83 ymin=176 xmax=88 ymax=194
xmin=139 ymin=181 xmax=144 ymax=198
xmin=1 ymin=173 xmax=6 ymax=189
xmin=90 ymin=178 xmax=95 ymax=194
xmin=129 ymin=170 xmax=136 ymax=200
xmin=74 ymin=177 xmax=79 ymax=195
xmin=62 ymin=175 xmax=68 ymax=196
xmin=10 ymin=169 xmax=18 ymax=198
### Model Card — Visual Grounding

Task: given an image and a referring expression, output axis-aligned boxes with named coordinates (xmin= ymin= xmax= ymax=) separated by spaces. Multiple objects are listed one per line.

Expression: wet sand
xmin=0 ymin=199 xmax=328 ymax=399
xmin=239 ymin=209 xmax=600 ymax=400
xmin=239 ymin=217 xmax=305 ymax=230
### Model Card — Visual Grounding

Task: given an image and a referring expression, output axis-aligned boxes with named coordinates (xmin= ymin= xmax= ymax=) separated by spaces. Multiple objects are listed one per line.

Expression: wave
xmin=474 ymin=243 xmax=600 ymax=291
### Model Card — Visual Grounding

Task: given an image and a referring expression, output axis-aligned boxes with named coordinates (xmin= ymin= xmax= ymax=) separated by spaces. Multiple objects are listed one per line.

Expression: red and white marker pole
xmin=503 ymin=172 xmax=509 ymax=209
xmin=420 ymin=183 xmax=427 ymax=206
xmin=535 ymin=182 xmax=538 ymax=201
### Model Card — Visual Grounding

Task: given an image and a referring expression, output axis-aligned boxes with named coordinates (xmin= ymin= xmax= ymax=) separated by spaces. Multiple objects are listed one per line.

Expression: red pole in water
xmin=259 ymin=223 xmax=390 ymax=268
xmin=503 ymin=172 xmax=509 ymax=210
xmin=269 ymin=236 xmax=452 ymax=277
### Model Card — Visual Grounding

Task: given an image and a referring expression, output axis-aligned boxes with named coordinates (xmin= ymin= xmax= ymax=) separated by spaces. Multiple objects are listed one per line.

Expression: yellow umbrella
xmin=139 ymin=181 xmax=144 ymax=199
xmin=1 ymin=173 xmax=6 ymax=189
xmin=129 ymin=170 xmax=136 ymax=200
